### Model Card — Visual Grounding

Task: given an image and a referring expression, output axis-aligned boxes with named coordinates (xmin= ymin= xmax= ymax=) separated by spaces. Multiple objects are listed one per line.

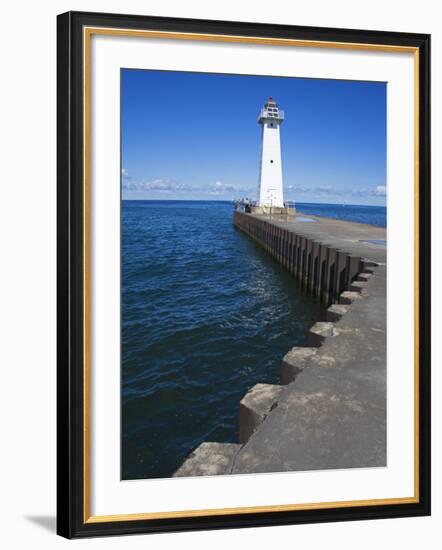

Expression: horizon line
xmin=121 ymin=198 xmax=386 ymax=207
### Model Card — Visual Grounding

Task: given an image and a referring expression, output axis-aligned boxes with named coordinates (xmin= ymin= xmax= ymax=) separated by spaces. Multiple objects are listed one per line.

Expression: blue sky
xmin=121 ymin=69 xmax=386 ymax=205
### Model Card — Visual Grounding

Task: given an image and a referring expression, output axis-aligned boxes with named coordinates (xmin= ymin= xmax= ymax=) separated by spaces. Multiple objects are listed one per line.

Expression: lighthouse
xmin=257 ymin=97 xmax=285 ymax=208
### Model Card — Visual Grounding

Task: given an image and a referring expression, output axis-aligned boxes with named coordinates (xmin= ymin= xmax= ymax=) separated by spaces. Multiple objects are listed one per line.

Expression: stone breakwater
xmin=174 ymin=211 xmax=387 ymax=477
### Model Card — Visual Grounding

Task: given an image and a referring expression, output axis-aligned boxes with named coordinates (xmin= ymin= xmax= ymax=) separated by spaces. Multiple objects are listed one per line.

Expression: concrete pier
xmin=174 ymin=211 xmax=386 ymax=477
xmin=232 ymin=211 xmax=386 ymax=305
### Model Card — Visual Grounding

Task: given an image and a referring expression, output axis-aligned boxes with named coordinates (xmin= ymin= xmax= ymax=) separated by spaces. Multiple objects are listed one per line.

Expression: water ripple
xmin=122 ymin=201 xmax=324 ymax=479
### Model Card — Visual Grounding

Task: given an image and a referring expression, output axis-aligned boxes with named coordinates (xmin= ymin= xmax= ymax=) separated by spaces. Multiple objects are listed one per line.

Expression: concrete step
xmin=239 ymin=383 xmax=284 ymax=443
xmin=350 ymin=281 xmax=368 ymax=293
xmin=308 ymin=321 xmax=336 ymax=347
xmin=281 ymin=347 xmax=318 ymax=384
xmin=356 ymin=272 xmax=372 ymax=282
xmin=361 ymin=260 xmax=378 ymax=273
xmin=339 ymin=291 xmax=364 ymax=305
xmin=326 ymin=304 xmax=349 ymax=322
xmin=173 ymin=442 xmax=241 ymax=477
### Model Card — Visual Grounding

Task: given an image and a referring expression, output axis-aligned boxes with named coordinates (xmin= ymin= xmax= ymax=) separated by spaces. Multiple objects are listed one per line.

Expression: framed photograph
xmin=57 ymin=11 xmax=431 ymax=538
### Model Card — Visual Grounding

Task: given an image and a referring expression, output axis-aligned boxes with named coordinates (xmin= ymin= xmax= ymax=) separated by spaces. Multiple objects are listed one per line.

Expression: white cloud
xmin=122 ymin=178 xmax=253 ymax=195
xmin=121 ymin=168 xmax=129 ymax=177
xmin=122 ymin=178 xmax=183 ymax=191
xmin=286 ymin=184 xmax=339 ymax=196
xmin=208 ymin=181 xmax=244 ymax=193
xmin=374 ymin=185 xmax=387 ymax=196
xmin=285 ymin=184 xmax=387 ymax=200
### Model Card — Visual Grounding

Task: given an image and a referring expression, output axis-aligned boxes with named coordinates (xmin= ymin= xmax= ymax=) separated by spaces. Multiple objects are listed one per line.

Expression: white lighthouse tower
xmin=257 ymin=97 xmax=285 ymax=208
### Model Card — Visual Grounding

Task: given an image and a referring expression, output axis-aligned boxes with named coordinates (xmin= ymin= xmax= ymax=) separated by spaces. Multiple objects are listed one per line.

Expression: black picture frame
xmin=57 ymin=10 xmax=431 ymax=539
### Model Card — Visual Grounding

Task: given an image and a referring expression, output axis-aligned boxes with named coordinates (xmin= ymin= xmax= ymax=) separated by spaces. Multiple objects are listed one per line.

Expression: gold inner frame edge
xmin=82 ymin=26 xmax=421 ymax=524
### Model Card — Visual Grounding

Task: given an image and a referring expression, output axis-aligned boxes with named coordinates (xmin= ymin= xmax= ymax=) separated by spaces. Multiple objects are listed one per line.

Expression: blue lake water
xmin=121 ymin=200 xmax=385 ymax=479
xmin=121 ymin=200 xmax=328 ymax=479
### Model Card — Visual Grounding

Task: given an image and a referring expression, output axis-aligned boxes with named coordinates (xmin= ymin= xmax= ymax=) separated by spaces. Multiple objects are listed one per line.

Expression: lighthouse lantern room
xmin=257 ymin=97 xmax=285 ymax=208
